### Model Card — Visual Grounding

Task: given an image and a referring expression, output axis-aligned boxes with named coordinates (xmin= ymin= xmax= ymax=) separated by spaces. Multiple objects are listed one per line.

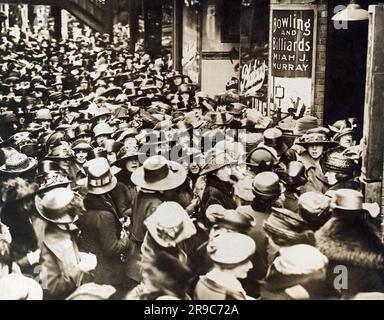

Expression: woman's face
xmin=307 ymin=144 xmax=324 ymax=160
xmin=75 ymin=150 xmax=88 ymax=164
xmin=231 ymin=260 xmax=253 ymax=279
xmin=125 ymin=158 xmax=140 ymax=173
xmin=96 ymin=135 xmax=108 ymax=146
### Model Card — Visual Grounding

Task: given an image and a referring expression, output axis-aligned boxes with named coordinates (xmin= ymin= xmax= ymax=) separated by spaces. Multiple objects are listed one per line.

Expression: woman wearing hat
xmin=297 ymin=128 xmax=338 ymax=194
xmin=0 ymin=178 xmax=42 ymax=275
xmin=195 ymin=232 xmax=256 ymax=300
xmin=323 ymin=149 xmax=360 ymax=192
xmin=260 ymin=244 xmax=334 ymax=300
xmin=315 ymin=189 xmax=384 ymax=298
xmin=78 ymin=158 xmax=132 ymax=297
xmin=113 ymin=145 xmax=140 ymax=216
xmin=72 ymin=139 xmax=93 ymax=182
xmin=198 ymin=151 xmax=239 ymax=228
xmin=126 ymin=155 xmax=189 ymax=284
xmin=36 ymin=188 xmax=97 ymax=300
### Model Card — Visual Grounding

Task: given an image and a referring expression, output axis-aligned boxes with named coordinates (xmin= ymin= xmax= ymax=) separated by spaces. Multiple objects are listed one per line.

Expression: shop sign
xmin=271 ymin=9 xmax=315 ymax=78
xmin=240 ymin=60 xmax=266 ymax=96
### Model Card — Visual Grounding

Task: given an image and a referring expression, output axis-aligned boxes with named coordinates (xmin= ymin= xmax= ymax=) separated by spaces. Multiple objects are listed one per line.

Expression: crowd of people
xmin=0 ymin=21 xmax=383 ymax=301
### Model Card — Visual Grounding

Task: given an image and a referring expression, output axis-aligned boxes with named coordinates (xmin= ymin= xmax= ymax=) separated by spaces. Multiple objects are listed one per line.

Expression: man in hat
xmin=78 ymin=158 xmax=131 ymax=297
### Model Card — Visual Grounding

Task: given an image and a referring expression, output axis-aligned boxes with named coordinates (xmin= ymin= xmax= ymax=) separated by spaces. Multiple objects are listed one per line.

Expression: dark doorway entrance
xmin=324 ymin=0 xmax=380 ymax=140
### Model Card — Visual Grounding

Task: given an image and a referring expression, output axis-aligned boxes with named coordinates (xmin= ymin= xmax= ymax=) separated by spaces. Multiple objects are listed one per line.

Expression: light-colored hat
xmin=93 ymin=123 xmax=114 ymax=138
xmin=207 ymin=232 xmax=256 ymax=265
xmin=252 ymin=172 xmax=285 ymax=199
xmin=0 ymin=274 xmax=43 ymax=300
xmin=0 ymin=150 xmax=38 ymax=174
xmin=35 ymin=187 xmax=81 ymax=224
xmin=84 ymin=157 xmax=117 ymax=195
xmin=331 ymin=189 xmax=379 ymax=217
xmin=273 ymin=244 xmax=328 ymax=276
xmin=35 ymin=108 xmax=52 ymax=121
xmin=297 ymin=128 xmax=338 ymax=147
xmin=144 ymin=201 xmax=197 ymax=248
xmin=131 ymin=155 xmax=187 ymax=191
xmin=200 ymin=151 xmax=237 ymax=175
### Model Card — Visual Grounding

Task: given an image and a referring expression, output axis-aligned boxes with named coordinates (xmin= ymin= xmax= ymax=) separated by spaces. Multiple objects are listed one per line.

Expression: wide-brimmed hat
xmin=324 ymin=150 xmax=356 ymax=174
xmin=91 ymin=107 xmax=111 ymax=122
xmin=206 ymin=232 xmax=256 ymax=266
xmin=206 ymin=204 xmax=256 ymax=233
xmin=252 ymin=172 xmax=285 ymax=199
xmin=331 ymin=189 xmax=377 ymax=215
xmin=297 ymin=128 xmax=338 ymax=147
xmin=0 ymin=150 xmax=37 ymax=174
xmin=116 ymin=128 xmax=138 ymax=143
xmin=131 ymin=155 xmax=187 ymax=191
xmin=93 ymin=123 xmax=114 ymax=138
xmin=200 ymin=151 xmax=237 ymax=175
xmin=35 ymin=108 xmax=52 ymax=121
xmin=83 ymin=157 xmax=117 ymax=195
xmin=113 ymin=145 xmax=140 ymax=165
xmin=72 ymin=140 xmax=93 ymax=152
xmin=291 ymin=116 xmax=319 ymax=137
xmin=35 ymin=188 xmax=81 ymax=224
xmin=46 ymin=144 xmax=74 ymax=160
xmin=144 ymin=201 xmax=197 ymax=248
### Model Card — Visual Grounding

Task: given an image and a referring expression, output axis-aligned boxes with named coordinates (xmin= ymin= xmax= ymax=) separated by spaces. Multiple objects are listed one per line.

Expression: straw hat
xmin=144 ymin=201 xmax=197 ymax=248
xmin=93 ymin=123 xmax=114 ymax=138
xmin=200 ymin=151 xmax=237 ymax=175
xmin=83 ymin=157 xmax=118 ymax=195
xmin=0 ymin=150 xmax=37 ymax=174
xmin=131 ymin=155 xmax=187 ymax=191
xmin=35 ymin=188 xmax=81 ymax=224
xmin=297 ymin=128 xmax=338 ymax=147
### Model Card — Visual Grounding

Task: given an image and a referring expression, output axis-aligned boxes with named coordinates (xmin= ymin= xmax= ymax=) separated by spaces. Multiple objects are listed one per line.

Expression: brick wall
xmin=270 ymin=0 xmax=329 ymax=125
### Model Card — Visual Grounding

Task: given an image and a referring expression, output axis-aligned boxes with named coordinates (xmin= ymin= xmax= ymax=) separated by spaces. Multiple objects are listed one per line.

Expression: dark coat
xmin=300 ymin=153 xmax=329 ymax=194
xmin=236 ymin=204 xmax=271 ymax=297
xmin=115 ymin=171 xmax=138 ymax=217
xmin=199 ymin=174 xmax=237 ymax=227
xmin=110 ymin=180 xmax=136 ymax=218
xmin=315 ymin=213 xmax=384 ymax=298
xmin=126 ymin=189 xmax=163 ymax=283
xmin=79 ymin=192 xmax=130 ymax=287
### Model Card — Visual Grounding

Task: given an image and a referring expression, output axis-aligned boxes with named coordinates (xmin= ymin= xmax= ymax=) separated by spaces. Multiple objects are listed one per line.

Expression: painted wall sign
xmin=240 ymin=60 xmax=266 ymax=96
xmin=271 ymin=9 xmax=315 ymax=78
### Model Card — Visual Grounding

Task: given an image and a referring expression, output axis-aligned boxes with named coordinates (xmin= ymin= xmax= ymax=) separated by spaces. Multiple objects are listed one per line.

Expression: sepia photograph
xmin=0 ymin=0 xmax=383 ymax=306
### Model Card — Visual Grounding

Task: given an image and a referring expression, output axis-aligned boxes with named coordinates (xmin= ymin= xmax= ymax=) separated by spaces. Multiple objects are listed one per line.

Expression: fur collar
xmin=315 ymin=216 xmax=384 ymax=270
